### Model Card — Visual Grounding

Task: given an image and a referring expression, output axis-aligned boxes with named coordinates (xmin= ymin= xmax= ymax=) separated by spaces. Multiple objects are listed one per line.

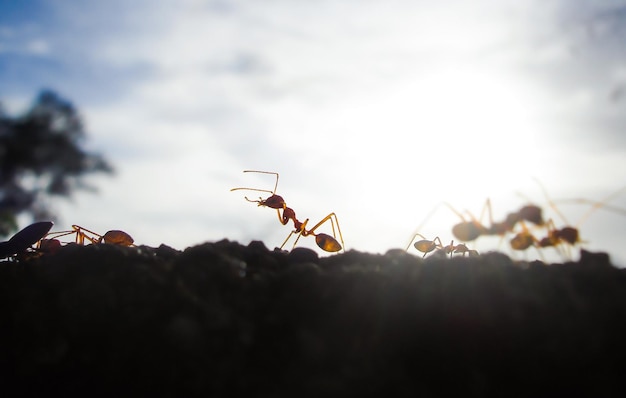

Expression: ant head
xmin=254 ymin=194 xmax=285 ymax=209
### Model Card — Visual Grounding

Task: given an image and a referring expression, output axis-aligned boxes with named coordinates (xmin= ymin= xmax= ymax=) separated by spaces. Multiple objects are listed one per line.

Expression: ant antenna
xmin=230 ymin=170 xmax=279 ymax=193
xmin=575 ymin=186 xmax=626 ymax=226
xmin=534 ymin=178 xmax=626 ymax=228
xmin=532 ymin=177 xmax=570 ymax=225
xmin=405 ymin=202 xmax=446 ymax=250
xmin=230 ymin=170 xmax=281 ymax=202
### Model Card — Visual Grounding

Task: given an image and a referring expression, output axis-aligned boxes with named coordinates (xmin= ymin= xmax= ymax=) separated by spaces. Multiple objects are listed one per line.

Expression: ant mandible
xmin=230 ymin=170 xmax=345 ymax=253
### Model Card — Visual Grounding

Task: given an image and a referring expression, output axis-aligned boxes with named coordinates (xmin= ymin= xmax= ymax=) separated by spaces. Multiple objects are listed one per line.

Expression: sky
xmin=1 ymin=0 xmax=626 ymax=265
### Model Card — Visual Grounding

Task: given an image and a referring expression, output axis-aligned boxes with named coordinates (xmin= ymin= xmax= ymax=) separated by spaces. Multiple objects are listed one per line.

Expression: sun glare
xmin=296 ymin=62 xmax=550 ymax=201
xmin=402 ymin=65 xmax=545 ymax=190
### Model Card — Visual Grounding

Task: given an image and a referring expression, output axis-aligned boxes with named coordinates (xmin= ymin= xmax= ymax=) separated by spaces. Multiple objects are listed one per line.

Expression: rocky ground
xmin=1 ymin=241 xmax=625 ymax=397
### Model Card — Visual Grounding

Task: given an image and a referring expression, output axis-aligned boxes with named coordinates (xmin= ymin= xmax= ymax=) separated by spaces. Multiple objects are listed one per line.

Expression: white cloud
xmin=3 ymin=0 xmax=626 ymax=263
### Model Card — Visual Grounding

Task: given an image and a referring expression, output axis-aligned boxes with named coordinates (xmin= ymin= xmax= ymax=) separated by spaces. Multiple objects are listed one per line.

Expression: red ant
xmin=507 ymin=217 xmax=581 ymax=260
xmin=39 ymin=224 xmax=134 ymax=252
xmin=446 ymin=199 xmax=544 ymax=242
xmin=406 ymin=233 xmax=478 ymax=258
xmin=409 ymin=198 xmax=544 ymax=250
xmin=508 ymin=180 xmax=626 ymax=259
xmin=230 ymin=170 xmax=344 ymax=253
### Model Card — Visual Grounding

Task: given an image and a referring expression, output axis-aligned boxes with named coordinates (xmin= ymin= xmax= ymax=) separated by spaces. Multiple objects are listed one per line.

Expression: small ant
xmin=40 ymin=225 xmax=134 ymax=251
xmin=0 ymin=221 xmax=54 ymax=261
xmin=408 ymin=197 xmax=544 ymax=250
xmin=406 ymin=233 xmax=478 ymax=258
xmin=230 ymin=170 xmax=345 ymax=253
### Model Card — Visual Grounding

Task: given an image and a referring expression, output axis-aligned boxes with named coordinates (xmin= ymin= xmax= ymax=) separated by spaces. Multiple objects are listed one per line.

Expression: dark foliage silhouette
xmin=0 ymin=90 xmax=112 ymax=236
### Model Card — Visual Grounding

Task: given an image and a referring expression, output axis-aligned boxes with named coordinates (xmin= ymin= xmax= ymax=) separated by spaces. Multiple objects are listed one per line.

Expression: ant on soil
xmin=408 ymin=198 xmax=545 ymax=253
xmin=508 ymin=180 xmax=626 ymax=259
xmin=406 ymin=233 xmax=478 ymax=258
xmin=230 ymin=170 xmax=345 ymax=253
xmin=39 ymin=225 xmax=134 ymax=253
xmin=0 ymin=221 xmax=54 ymax=261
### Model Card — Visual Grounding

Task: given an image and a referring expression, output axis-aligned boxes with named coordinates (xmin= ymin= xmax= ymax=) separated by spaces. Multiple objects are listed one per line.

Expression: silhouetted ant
xmin=406 ymin=233 xmax=478 ymax=258
xmin=508 ymin=180 xmax=626 ymax=259
xmin=40 ymin=224 xmax=134 ymax=252
xmin=231 ymin=170 xmax=344 ymax=252
xmin=408 ymin=198 xmax=545 ymax=254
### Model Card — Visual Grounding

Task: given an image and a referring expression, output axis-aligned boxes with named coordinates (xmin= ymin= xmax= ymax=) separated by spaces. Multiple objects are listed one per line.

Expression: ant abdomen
xmin=510 ymin=233 xmax=534 ymax=251
xmin=452 ymin=222 xmax=483 ymax=242
xmin=315 ymin=234 xmax=342 ymax=252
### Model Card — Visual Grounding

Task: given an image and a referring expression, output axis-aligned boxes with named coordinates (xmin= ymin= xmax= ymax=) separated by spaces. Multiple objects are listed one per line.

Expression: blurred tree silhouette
xmin=0 ymin=90 xmax=112 ymax=236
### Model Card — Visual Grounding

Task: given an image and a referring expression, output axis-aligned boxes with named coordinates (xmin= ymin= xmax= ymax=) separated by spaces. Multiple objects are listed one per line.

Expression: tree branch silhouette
xmin=0 ymin=90 xmax=113 ymax=236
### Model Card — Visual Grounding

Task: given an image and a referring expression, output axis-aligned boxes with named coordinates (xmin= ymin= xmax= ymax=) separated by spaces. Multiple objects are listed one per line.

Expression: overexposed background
xmin=2 ymin=0 xmax=626 ymax=264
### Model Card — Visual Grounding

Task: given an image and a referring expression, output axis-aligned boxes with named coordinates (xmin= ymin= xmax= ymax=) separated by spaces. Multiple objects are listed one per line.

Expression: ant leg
xmin=41 ymin=229 xmax=76 ymax=243
xmin=555 ymin=197 xmax=626 ymax=218
xmin=533 ymin=178 xmax=571 ymax=226
xmin=406 ymin=202 xmax=447 ymax=250
xmin=301 ymin=213 xmax=345 ymax=252
xmin=466 ymin=198 xmax=496 ymax=231
xmin=478 ymin=198 xmax=494 ymax=228
xmin=72 ymin=225 xmax=103 ymax=245
xmin=572 ymin=186 xmax=626 ymax=228
xmin=279 ymin=218 xmax=309 ymax=251
xmin=279 ymin=230 xmax=299 ymax=251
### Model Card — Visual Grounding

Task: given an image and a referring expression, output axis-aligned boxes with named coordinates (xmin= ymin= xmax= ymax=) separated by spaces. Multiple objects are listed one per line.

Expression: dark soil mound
xmin=1 ymin=241 xmax=625 ymax=397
